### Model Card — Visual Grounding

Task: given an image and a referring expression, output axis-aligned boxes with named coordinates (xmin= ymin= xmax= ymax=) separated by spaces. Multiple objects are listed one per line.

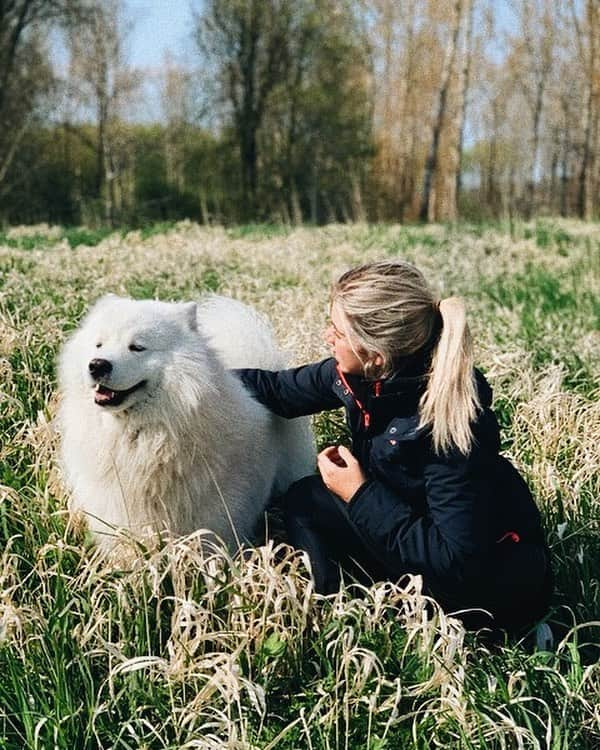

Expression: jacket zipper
xmin=335 ymin=365 xmax=381 ymax=430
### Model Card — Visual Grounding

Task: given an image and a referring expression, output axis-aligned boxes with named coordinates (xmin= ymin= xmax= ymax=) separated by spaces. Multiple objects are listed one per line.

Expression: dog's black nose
xmin=89 ymin=358 xmax=113 ymax=378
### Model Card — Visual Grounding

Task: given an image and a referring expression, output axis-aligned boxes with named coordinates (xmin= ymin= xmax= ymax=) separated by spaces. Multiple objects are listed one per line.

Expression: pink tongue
xmin=95 ymin=388 xmax=115 ymax=403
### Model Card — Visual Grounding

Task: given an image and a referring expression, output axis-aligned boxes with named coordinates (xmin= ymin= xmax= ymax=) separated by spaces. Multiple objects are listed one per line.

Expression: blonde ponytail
xmin=419 ymin=297 xmax=480 ymax=455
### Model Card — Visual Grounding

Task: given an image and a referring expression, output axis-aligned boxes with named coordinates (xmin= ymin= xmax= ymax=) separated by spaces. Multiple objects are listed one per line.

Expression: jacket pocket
xmin=369 ymin=417 xmax=425 ymax=499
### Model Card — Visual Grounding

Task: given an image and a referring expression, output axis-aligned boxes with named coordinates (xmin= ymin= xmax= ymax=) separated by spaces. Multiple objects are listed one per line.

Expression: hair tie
xmin=422 ymin=299 xmax=443 ymax=353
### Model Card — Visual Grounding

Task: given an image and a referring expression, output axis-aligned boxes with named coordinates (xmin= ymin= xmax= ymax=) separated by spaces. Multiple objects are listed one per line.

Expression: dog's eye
xmin=96 ymin=343 xmax=102 ymax=348
xmin=129 ymin=343 xmax=146 ymax=352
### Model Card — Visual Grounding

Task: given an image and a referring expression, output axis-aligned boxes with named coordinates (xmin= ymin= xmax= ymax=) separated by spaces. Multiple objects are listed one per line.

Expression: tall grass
xmin=0 ymin=219 xmax=598 ymax=748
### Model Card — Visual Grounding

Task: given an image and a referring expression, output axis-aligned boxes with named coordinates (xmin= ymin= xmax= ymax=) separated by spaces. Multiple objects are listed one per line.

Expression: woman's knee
xmin=284 ymin=474 xmax=327 ymax=514
xmin=283 ymin=474 xmax=347 ymax=529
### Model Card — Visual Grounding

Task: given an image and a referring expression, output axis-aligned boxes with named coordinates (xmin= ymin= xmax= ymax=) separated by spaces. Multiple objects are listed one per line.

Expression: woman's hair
xmin=331 ymin=260 xmax=480 ymax=455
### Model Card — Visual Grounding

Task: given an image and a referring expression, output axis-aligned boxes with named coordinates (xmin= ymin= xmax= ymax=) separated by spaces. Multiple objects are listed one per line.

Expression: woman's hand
xmin=317 ymin=445 xmax=366 ymax=503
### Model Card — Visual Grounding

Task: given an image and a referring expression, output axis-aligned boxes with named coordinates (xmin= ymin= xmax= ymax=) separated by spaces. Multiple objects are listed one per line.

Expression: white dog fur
xmin=58 ymin=294 xmax=315 ymax=549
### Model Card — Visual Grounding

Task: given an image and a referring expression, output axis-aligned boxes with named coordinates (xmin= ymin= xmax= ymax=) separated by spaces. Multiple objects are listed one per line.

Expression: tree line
xmin=1 ymin=0 xmax=599 ymax=227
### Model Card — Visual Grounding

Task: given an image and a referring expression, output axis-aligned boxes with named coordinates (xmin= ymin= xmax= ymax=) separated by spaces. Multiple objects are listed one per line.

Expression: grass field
xmin=0 ymin=220 xmax=599 ymax=748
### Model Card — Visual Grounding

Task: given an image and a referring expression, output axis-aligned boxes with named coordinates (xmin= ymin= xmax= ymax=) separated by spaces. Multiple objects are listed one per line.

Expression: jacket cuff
xmin=347 ymin=477 xmax=414 ymax=531
xmin=346 ymin=478 xmax=377 ymax=510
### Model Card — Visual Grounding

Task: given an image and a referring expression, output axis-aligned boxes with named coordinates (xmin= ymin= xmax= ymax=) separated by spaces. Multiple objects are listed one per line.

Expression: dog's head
xmin=61 ymin=294 xmax=203 ymax=414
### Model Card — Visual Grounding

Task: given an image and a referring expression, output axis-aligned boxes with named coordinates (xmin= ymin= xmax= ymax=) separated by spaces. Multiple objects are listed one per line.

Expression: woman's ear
xmin=366 ymin=352 xmax=385 ymax=377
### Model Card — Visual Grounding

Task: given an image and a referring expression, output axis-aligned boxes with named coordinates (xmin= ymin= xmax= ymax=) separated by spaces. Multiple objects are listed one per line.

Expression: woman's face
xmin=323 ymin=302 xmax=367 ymax=375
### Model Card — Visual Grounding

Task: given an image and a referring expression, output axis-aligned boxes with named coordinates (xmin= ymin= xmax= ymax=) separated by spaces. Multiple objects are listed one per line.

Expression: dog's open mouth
xmin=94 ymin=381 xmax=147 ymax=407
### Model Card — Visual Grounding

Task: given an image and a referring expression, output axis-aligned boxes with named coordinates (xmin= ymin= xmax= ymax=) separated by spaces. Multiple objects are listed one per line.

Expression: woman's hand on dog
xmin=317 ymin=445 xmax=366 ymax=503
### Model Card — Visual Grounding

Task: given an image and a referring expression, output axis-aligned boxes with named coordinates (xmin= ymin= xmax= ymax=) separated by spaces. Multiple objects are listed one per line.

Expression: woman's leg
xmin=283 ymin=474 xmax=391 ymax=594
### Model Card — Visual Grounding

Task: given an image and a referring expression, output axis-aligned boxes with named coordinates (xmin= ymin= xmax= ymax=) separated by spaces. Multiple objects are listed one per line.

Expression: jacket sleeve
xmin=347 ymin=448 xmax=489 ymax=586
xmin=231 ymin=357 xmax=343 ymax=418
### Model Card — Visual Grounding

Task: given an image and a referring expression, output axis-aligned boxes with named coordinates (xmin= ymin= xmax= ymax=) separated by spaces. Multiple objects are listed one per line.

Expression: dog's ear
xmin=180 ymin=301 xmax=198 ymax=331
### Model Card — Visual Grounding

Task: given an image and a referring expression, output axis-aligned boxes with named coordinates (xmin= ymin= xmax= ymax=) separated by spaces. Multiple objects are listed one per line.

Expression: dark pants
xmin=283 ymin=474 xmax=394 ymax=594
xmin=283 ymin=474 xmax=553 ymax=633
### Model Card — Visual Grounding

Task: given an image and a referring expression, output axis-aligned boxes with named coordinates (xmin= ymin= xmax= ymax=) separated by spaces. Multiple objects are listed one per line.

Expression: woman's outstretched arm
xmin=232 ymin=357 xmax=343 ymax=418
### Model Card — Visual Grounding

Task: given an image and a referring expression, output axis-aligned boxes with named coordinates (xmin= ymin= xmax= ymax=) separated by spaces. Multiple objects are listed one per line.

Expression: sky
xmin=54 ymin=0 xmax=515 ymax=123
xmin=50 ymin=1 xmax=198 ymax=121
xmin=125 ymin=0 xmax=196 ymax=69
xmin=124 ymin=0 xmax=514 ymax=69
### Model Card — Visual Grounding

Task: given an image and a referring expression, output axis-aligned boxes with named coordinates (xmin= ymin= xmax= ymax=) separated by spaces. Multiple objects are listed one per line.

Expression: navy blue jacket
xmin=234 ymin=357 xmax=546 ymax=606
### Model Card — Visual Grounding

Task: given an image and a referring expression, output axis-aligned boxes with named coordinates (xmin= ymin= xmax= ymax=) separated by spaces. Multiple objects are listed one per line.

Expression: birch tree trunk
xmin=397 ymin=0 xmax=417 ymax=220
xmin=439 ymin=0 xmax=474 ymax=220
xmin=515 ymin=0 xmax=555 ymax=219
xmin=455 ymin=0 xmax=474 ymax=202
xmin=576 ymin=0 xmax=599 ymax=220
xmin=68 ymin=0 xmax=138 ymax=226
xmin=419 ymin=0 xmax=463 ymax=222
xmin=526 ymin=75 xmax=544 ymax=219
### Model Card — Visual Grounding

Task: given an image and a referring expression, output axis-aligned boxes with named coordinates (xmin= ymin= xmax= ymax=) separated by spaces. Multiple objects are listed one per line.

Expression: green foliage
xmin=63 ymin=227 xmax=118 ymax=248
xmin=226 ymin=224 xmax=294 ymax=241
xmin=0 ymin=233 xmax=56 ymax=250
xmin=480 ymin=258 xmax=600 ymax=394
xmin=522 ymin=221 xmax=574 ymax=252
xmin=139 ymin=221 xmax=178 ymax=240
xmin=1 ymin=2 xmax=374 ymax=228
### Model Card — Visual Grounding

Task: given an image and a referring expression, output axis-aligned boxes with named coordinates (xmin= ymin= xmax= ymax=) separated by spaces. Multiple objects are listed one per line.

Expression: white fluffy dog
xmin=58 ymin=294 xmax=315 ymax=549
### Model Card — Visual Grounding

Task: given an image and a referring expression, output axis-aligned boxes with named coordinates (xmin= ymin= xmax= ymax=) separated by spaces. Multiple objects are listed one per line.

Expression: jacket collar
xmin=333 ymin=363 xmax=426 ymax=429
xmin=339 ymin=352 xmax=428 ymax=400
xmin=332 ymin=356 xmax=493 ymax=431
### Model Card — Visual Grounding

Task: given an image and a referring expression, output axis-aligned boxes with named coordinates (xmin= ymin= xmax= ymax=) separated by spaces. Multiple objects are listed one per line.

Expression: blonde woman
xmin=234 ymin=260 xmax=552 ymax=634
